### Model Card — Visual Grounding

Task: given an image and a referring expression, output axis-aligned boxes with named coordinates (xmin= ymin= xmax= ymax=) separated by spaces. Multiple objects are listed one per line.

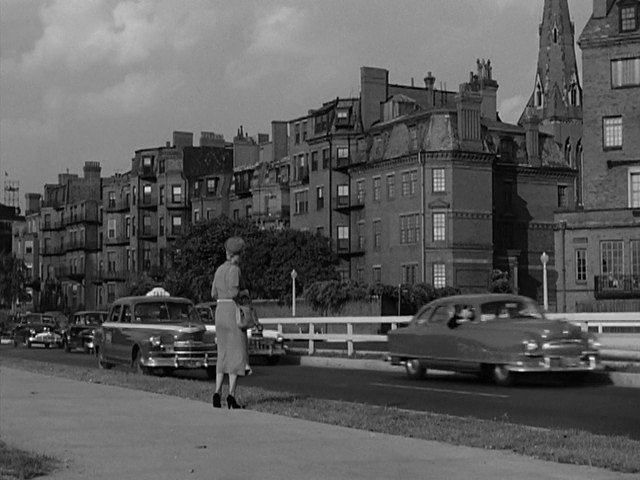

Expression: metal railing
xmin=257 ymin=313 xmax=640 ymax=356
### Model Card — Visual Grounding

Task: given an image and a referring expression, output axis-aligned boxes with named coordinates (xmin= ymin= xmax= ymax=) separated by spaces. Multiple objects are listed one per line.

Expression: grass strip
xmin=2 ymin=357 xmax=639 ymax=474
xmin=0 ymin=440 xmax=59 ymax=480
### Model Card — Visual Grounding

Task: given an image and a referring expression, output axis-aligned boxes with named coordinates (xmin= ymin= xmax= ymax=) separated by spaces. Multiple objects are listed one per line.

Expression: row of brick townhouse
xmin=11 ymin=0 xmax=638 ymax=313
xmin=555 ymin=0 xmax=640 ymax=312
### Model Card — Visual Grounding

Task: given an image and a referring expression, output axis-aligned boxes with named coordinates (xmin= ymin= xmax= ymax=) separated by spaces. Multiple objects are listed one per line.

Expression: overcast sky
xmin=1 ymin=0 xmax=590 ymax=210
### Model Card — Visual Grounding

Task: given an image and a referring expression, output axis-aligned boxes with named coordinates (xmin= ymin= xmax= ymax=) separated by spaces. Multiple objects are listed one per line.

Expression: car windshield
xmin=197 ymin=307 xmax=214 ymax=323
xmin=133 ymin=301 xmax=200 ymax=323
xmin=78 ymin=313 xmax=105 ymax=326
xmin=479 ymin=299 xmax=545 ymax=321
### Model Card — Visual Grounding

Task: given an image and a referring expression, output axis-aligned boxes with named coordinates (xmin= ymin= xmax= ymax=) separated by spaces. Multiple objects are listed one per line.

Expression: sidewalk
xmin=0 ymin=367 xmax=636 ymax=480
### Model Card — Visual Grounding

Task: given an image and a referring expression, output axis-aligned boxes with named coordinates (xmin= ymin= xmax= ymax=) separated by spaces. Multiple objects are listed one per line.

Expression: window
xmin=25 ymin=240 xmax=33 ymax=255
xmin=245 ymin=205 xmax=252 ymax=218
xmin=337 ymin=225 xmax=349 ymax=251
xmin=356 ymin=180 xmax=365 ymax=204
xmin=194 ymin=209 xmax=200 ymax=223
xmin=322 ymin=148 xmax=330 ymax=169
xmin=108 ymin=219 xmax=116 ymax=239
xmin=432 ymin=168 xmax=445 ymax=192
xmin=233 ymin=209 xmax=239 ymax=220
xmin=194 ymin=180 xmax=201 ymax=198
xmin=125 ymin=216 xmax=131 ymax=238
xmin=629 ymin=170 xmax=640 ymax=207
xmin=171 ymin=216 xmax=182 ymax=236
xmin=316 ymin=186 xmax=324 ymax=210
xmin=294 ymin=190 xmax=309 ymax=214
xmin=159 ymin=217 xmax=165 ymax=236
xmin=575 ymin=249 xmax=587 ymax=283
xmin=557 ymin=185 xmax=568 ymax=208
xmin=372 ymin=265 xmax=382 ymax=284
xmin=620 ymin=4 xmax=638 ymax=32
xmin=432 ymin=213 xmax=446 ymax=241
xmin=108 ymin=192 xmax=116 ymax=209
xmin=401 ymin=170 xmax=418 ymax=197
xmin=316 ymin=226 xmax=325 ymax=237
xmin=143 ymin=184 xmax=152 ymax=204
xmin=400 ymin=213 xmax=420 ymax=244
xmin=402 ymin=264 xmax=418 ymax=284
xmin=603 ymin=116 xmax=623 ymax=149
xmin=611 ymin=57 xmax=640 ymax=88
xmin=409 ymin=127 xmax=418 ymax=151
xmin=172 ymin=185 xmax=182 ymax=203
xmin=632 ymin=240 xmax=640 ymax=278
xmin=373 ymin=177 xmax=381 ymax=201
xmin=311 ymin=151 xmax=318 ymax=171
xmin=337 ymin=147 xmax=349 ymax=159
xmin=142 ymin=215 xmax=151 ymax=235
xmin=433 ymin=263 xmax=446 ymax=288
xmin=357 ymin=221 xmax=365 ymax=250
xmin=302 ymin=121 xmax=308 ymax=141
xmin=159 ymin=186 xmax=165 ymax=205
xmin=601 ymin=240 xmax=624 ymax=277
xmin=373 ymin=220 xmax=381 ymax=251
xmin=142 ymin=156 xmax=153 ymax=168
xmin=294 ymin=123 xmax=300 ymax=144
xmin=159 ymin=159 xmax=165 ymax=174
xmin=207 ymin=178 xmax=218 ymax=195
xmin=387 ymin=174 xmax=396 ymax=200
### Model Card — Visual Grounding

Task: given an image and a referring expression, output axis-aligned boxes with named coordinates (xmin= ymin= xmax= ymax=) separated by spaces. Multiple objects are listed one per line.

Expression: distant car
xmin=387 ymin=294 xmax=601 ymax=386
xmin=63 ymin=310 xmax=107 ymax=353
xmin=94 ymin=296 xmax=217 ymax=377
xmin=43 ymin=311 xmax=69 ymax=331
xmin=12 ymin=313 xmax=64 ymax=349
xmin=196 ymin=301 xmax=287 ymax=365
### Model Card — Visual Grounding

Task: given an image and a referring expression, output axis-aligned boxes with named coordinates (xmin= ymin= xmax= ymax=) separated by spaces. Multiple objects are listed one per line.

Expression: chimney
xmin=476 ymin=59 xmax=499 ymax=121
xmin=424 ymin=72 xmax=436 ymax=107
xmin=360 ymin=66 xmax=389 ymax=130
xmin=173 ymin=131 xmax=193 ymax=149
xmin=455 ymin=83 xmax=483 ymax=151
xmin=83 ymin=161 xmax=101 ymax=180
xmin=521 ymin=107 xmax=541 ymax=166
xmin=25 ymin=193 xmax=41 ymax=215
xmin=200 ymin=131 xmax=226 ymax=147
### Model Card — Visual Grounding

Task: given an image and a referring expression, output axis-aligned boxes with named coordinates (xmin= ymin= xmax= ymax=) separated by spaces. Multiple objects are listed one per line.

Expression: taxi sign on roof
xmin=146 ymin=287 xmax=171 ymax=297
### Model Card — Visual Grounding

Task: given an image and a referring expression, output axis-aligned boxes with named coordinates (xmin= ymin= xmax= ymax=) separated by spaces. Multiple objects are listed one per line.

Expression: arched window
xmin=564 ymin=138 xmax=572 ymax=166
xmin=553 ymin=26 xmax=559 ymax=44
xmin=576 ymin=140 xmax=584 ymax=207
xmin=535 ymin=83 xmax=544 ymax=108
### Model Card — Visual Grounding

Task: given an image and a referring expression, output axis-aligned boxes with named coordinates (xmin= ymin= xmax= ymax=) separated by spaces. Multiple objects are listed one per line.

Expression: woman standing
xmin=210 ymin=236 xmax=249 ymax=409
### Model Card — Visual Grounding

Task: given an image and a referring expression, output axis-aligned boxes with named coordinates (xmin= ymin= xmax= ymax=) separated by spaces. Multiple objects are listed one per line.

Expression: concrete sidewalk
xmin=0 ymin=367 xmax=636 ymax=480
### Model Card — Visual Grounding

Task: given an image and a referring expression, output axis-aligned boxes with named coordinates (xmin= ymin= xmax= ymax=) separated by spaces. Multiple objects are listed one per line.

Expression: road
xmin=2 ymin=344 xmax=640 ymax=440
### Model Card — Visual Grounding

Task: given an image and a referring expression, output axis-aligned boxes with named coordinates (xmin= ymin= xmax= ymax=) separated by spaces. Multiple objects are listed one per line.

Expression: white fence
xmin=259 ymin=313 xmax=640 ymax=356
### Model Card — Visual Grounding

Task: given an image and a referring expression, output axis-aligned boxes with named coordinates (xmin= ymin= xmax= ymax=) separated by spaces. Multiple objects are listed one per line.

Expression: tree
xmin=0 ymin=253 xmax=30 ymax=310
xmin=165 ymin=218 xmax=339 ymax=303
xmin=304 ymin=280 xmax=368 ymax=316
xmin=489 ymin=269 xmax=513 ymax=293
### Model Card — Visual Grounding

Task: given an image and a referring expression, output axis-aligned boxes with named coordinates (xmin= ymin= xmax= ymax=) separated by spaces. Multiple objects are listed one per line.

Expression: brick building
xmin=554 ymin=0 xmax=640 ymax=311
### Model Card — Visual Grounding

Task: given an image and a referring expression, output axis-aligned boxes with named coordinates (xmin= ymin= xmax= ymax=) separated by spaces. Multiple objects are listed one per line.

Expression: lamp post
xmin=291 ymin=269 xmax=297 ymax=317
xmin=540 ymin=252 xmax=549 ymax=311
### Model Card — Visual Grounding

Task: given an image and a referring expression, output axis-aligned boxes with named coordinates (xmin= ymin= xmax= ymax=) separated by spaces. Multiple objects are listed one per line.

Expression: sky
xmin=1 ymin=0 xmax=591 ymax=211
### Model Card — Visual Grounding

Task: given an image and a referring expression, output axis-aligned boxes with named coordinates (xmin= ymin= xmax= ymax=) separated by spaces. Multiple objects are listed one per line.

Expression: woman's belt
xmin=217 ymin=299 xmax=235 ymax=303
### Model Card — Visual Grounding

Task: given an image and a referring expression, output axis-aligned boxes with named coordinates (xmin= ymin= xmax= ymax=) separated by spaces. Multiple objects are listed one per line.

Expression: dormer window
xmin=552 ymin=25 xmax=559 ymax=43
xmin=620 ymin=4 xmax=638 ymax=32
xmin=534 ymin=78 xmax=544 ymax=108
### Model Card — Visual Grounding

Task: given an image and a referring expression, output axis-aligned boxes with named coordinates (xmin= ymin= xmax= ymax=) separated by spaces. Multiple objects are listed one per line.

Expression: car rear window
xmin=134 ymin=301 xmax=200 ymax=323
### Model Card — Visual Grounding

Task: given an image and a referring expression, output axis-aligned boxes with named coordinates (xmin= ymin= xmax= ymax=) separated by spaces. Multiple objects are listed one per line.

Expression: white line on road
xmin=370 ymin=382 xmax=509 ymax=399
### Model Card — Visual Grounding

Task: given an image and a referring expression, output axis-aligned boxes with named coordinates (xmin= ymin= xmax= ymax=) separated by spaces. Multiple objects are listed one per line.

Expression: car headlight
xmin=275 ymin=335 xmax=284 ymax=343
xmin=522 ymin=339 xmax=540 ymax=353
xmin=29 ymin=329 xmax=36 ymax=335
xmin=149 ymin=335 xmax=162 ymax=347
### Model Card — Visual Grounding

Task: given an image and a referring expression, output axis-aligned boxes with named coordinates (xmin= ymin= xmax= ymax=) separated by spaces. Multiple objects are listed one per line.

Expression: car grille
xmin=542 ymin=339 xmax=585 ymax=356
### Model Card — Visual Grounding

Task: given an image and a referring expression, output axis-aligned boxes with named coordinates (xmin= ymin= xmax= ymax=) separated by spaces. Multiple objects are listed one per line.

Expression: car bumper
xmin=143 ymin=351 xmax=218 ymax=369
xmin=248 ymin=341 xmax=287 ymax=357
xmin=506 ymin=353 xmax=602 ymax=373
xmin=28 ymin=333 xmax=62 ymax=346
xmin=67 ymin=336 xmax=95 ymax=350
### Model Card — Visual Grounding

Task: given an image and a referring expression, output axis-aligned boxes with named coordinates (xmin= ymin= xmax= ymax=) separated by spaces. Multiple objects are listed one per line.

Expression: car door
xmin=112 ymin=304 xmax=135 ymax=363
xmin=102 ymin=305 xmax=122 ymax=362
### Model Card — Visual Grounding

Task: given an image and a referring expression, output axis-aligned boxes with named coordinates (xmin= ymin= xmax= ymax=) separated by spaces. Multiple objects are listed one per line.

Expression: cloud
xmin=498 ymin=95 xmax=527 ymax=124
xmin=18 ymin=0 xmax=219 ymax=74
xmin=77 ymin=70 xmax=187 ymax=117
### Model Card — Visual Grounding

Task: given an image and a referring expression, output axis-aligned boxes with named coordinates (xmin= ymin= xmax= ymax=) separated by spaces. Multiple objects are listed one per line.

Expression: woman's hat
xmin=225 ymin=236 xmax=246 ymax=255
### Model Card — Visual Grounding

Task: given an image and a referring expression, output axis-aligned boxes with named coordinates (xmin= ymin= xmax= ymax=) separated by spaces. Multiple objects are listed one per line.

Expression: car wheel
xmin=26 ymin=341 xmax=32 ymax=349
xmin=44 ymin=343 xmax=50 ymax=349
xmin=491 ymin=364 xmax=515 ymax=387
xmin=133 ymin=349 xmax=149 ymax=375
xmin=96 ymin=347 xmax=113 ymax=370
xmin=405 ymin=359 xmax=426 ymax=380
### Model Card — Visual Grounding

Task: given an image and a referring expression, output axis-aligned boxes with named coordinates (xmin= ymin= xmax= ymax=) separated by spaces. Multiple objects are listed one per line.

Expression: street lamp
xmin=540 ymin=252 xmax=549 ymax=311
xmin=291 ymin=269 xmax=297 ymax=317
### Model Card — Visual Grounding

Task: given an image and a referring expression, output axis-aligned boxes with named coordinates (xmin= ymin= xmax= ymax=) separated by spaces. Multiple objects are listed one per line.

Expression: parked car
xmin=12 ymin=313 xmax=64 ymax=349
xmin=387 ymin=294 xmax=601 ymax=386
xmin=63 ymin=310 xmax=107 ymax=353
xmin=196 ymin=301 xmax=287 ymax=365
xmin=43 ymin=311 xmax=69 ymax=331
xmin=93 ymin=296 xmax=217 ymax=377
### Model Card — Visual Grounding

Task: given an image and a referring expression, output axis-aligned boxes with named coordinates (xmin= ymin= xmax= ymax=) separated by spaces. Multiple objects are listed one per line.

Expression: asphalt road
xmin=2 ymin=343 xmax=640 ymax=440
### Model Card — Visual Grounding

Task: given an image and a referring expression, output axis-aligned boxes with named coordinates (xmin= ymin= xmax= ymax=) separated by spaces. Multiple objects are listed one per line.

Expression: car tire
xmin=26 ymin=341 xmax=32 ymax=349
xmin=96 ymin=347 xmax=113 ymax=370
xmin=133 ymin=349 xmax=149 ymax=375
xmin=491 ymin=364 xmax=515 ymax=387
xmin=405 ymin=359 xmax=426 ymax=380
xmin=44 ymin=343 xmax=50 ymax=349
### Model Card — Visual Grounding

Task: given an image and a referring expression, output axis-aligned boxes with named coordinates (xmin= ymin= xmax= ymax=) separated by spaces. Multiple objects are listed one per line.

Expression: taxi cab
xmin=94 ymin=293 xmax=217 ymax=377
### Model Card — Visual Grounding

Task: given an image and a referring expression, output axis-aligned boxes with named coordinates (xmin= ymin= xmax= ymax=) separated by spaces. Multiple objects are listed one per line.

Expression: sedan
xmin=387 ymin=294 xmax=601 ymax=386
xmin=12 ymin=314 xmax=64 ymax=349
xmin=64 ymin=310 xmax=107 ymax=353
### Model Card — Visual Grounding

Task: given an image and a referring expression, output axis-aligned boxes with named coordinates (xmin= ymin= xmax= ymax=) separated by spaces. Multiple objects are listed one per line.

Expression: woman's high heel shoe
xmin=227 ymin=394 xmax=244 ymax=409
xmin=212 ymin=392 xmax=221 ymax=408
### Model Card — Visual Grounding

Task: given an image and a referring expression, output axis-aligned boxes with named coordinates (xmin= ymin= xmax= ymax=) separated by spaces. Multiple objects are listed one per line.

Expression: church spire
xmin=519 ymin=0 xmax=582 ymax=125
